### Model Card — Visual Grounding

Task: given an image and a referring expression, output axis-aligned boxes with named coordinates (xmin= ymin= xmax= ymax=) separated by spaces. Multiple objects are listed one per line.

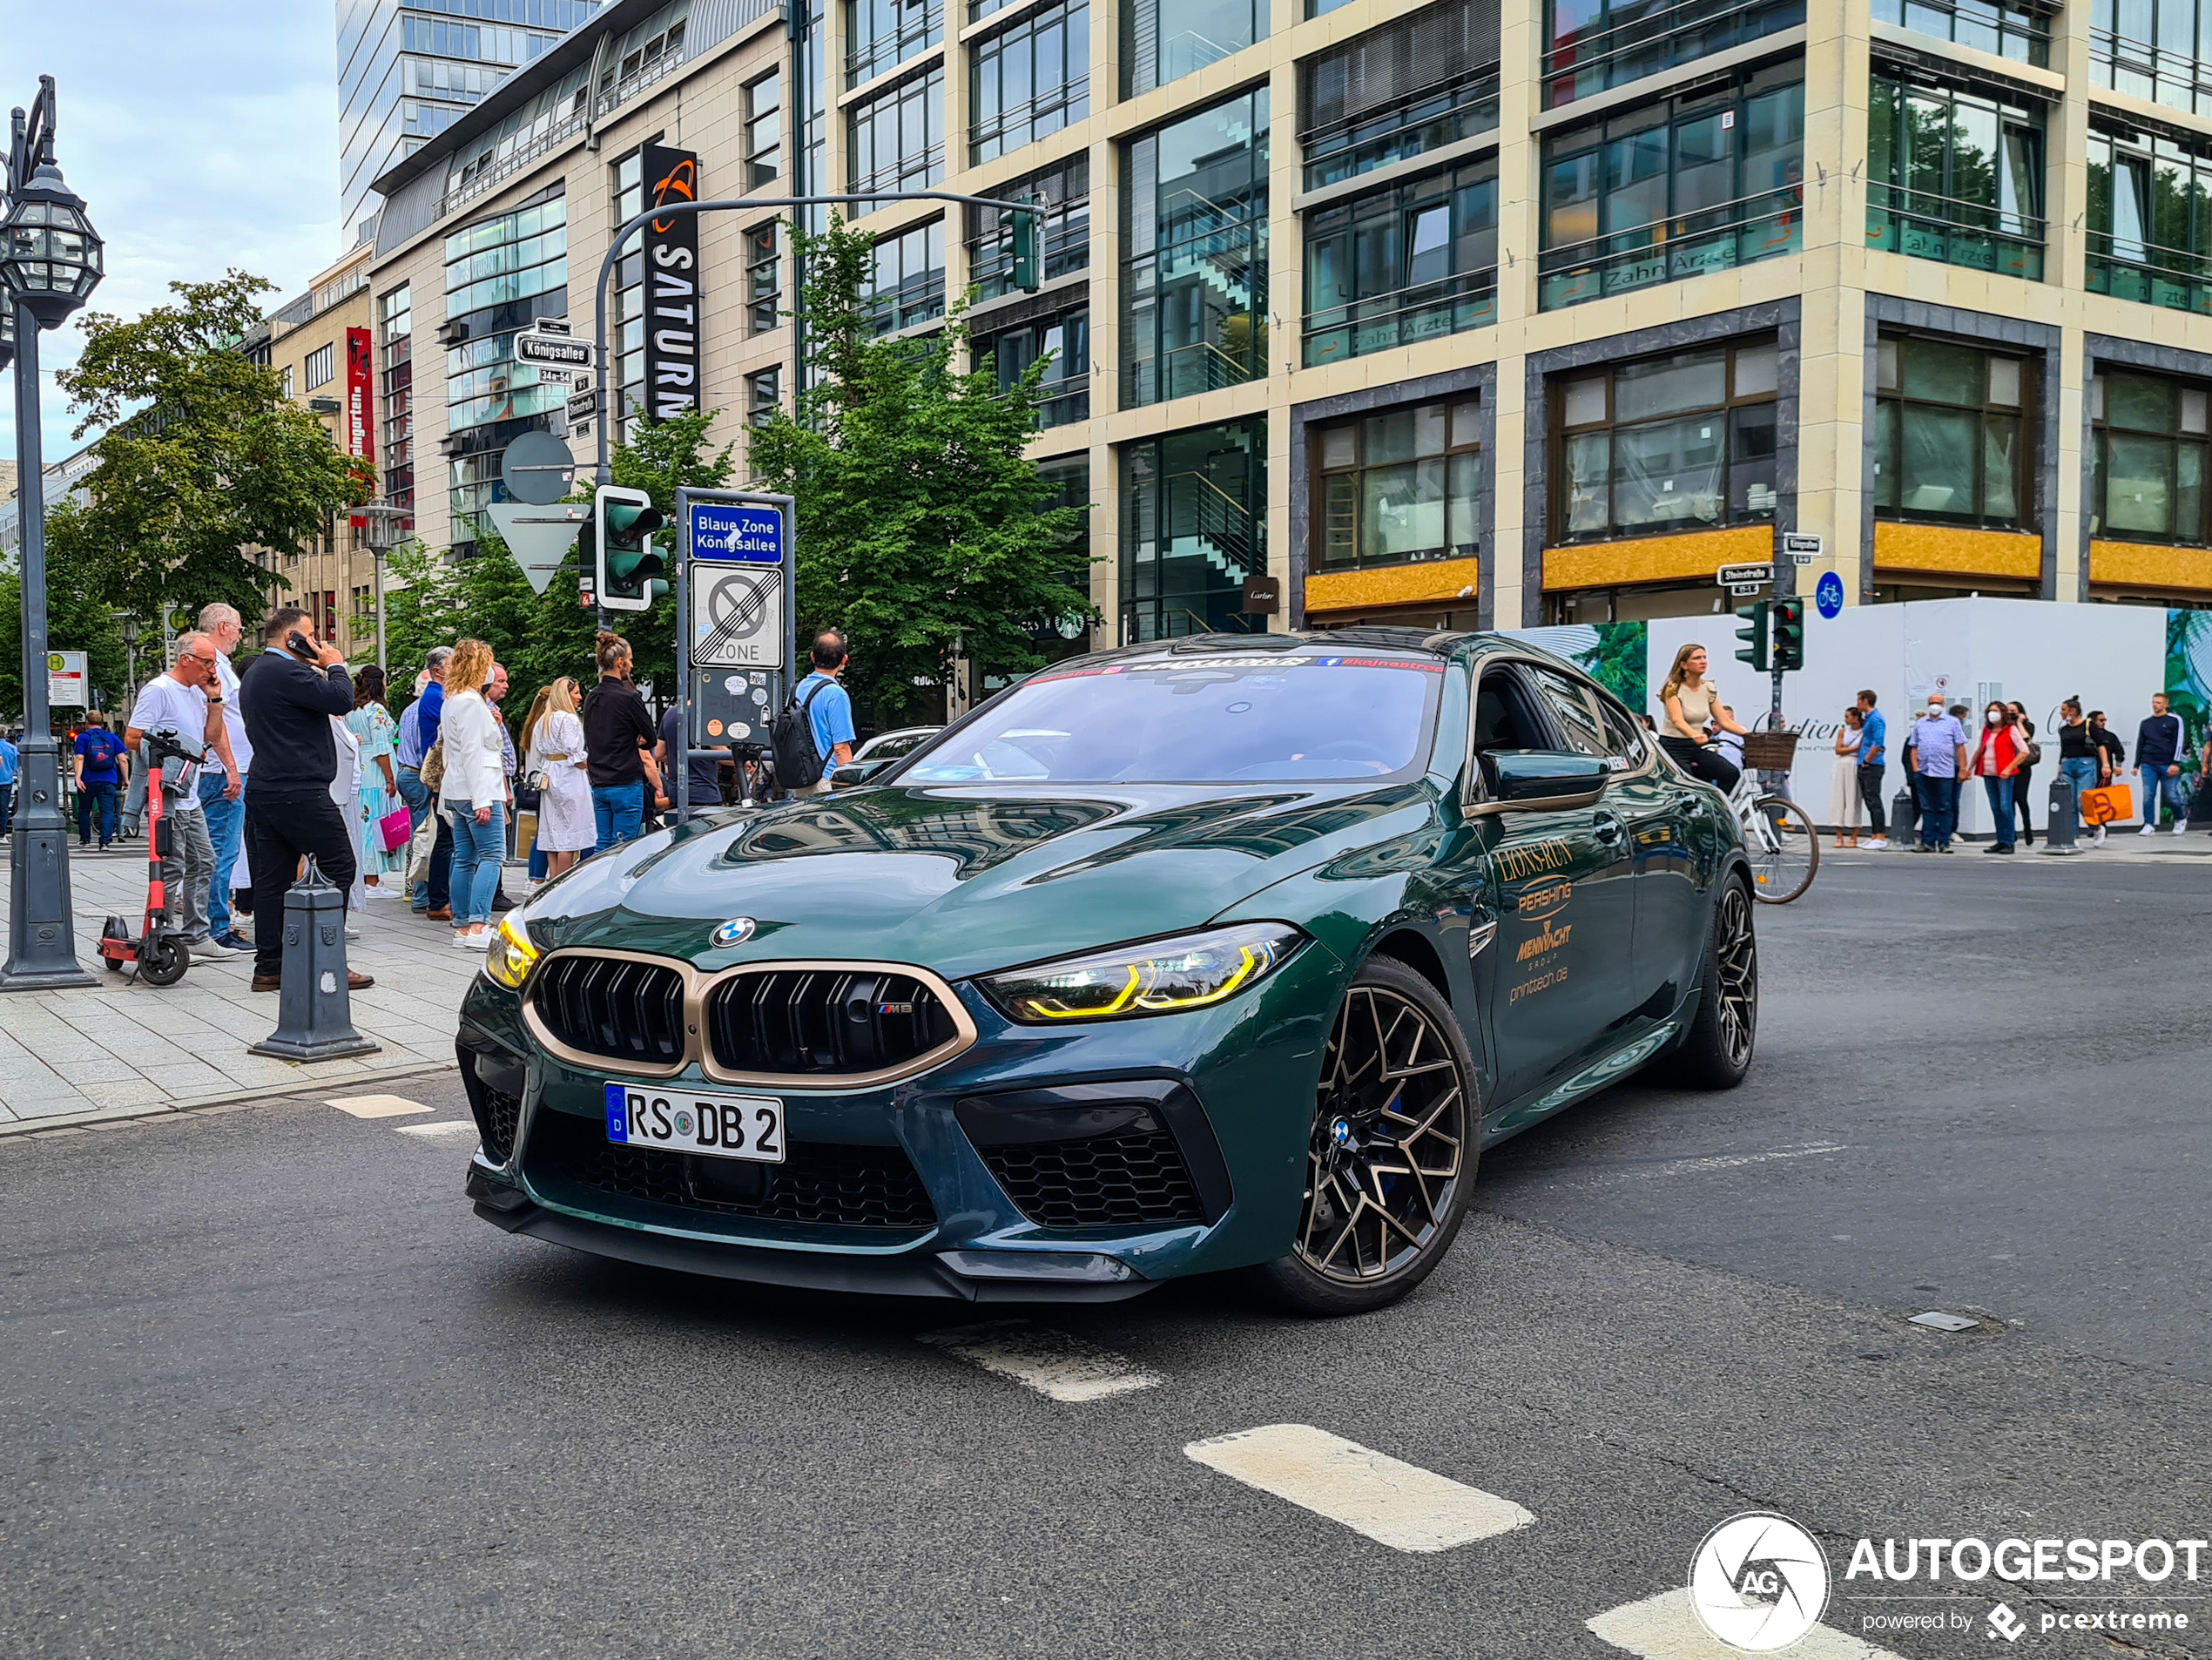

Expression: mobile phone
xmin=287 ymin=631 xmax=316 ymax=660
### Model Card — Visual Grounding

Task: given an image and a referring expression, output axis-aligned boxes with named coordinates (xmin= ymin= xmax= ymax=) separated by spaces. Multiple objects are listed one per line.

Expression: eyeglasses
xmin=185 ymin=654 xmax=219 ymax=667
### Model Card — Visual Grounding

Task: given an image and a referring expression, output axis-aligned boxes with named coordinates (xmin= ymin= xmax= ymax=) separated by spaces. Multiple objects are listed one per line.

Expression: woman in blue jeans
xmin=435 ymin=638 xmax=511 ymax=947
xmin=2054 ymin=698 xmax=2106 ymax=843
xmin=582 ymin=630 xmax=663 ymax=854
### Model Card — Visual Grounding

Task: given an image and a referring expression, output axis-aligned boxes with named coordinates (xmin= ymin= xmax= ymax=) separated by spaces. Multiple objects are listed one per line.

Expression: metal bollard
xmin=249 ymin=856 xmax=381 ymax=1061
xmin=1891 ymin=789 xmax=1918 ymax=848
xmin=2042 ymin=775 xmax=2080 ymax=854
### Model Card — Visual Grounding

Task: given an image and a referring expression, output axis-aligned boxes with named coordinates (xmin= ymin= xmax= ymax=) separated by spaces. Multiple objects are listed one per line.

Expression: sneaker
xmin=213 ymin=930 xmax=254 ymax=952
xmin=2174 ymin=821 xmax=2188 ymax=836
xmin=2095 ymin=828 xmax=2108 ymax=846
xmin=451 ymin=928 xmax=491 ymax=948
xmin=1939 ymin=842 xmax=1955 ymax=853
xmin=186 ymin=939 xmax=233 ymax=962
xmin=1983 ymin=843 xmax=2004 ymax=854
xmin=1864 ymin=837 xmax=1889 ymax=850
xmin=2141 ymin=823 xmax=2157 ymax=835
xmin=1994 ymin=843 xmax=2014 ymax=854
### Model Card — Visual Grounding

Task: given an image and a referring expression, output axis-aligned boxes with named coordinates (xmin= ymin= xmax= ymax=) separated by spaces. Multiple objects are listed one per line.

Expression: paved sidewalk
xmin=0 ymin=839 xmax=489 ymax=1130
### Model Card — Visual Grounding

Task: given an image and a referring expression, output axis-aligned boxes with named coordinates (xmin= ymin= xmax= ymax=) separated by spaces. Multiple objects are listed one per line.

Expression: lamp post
xmin=119 ymin=612 xmax=138 ymax=710
xmin=0 ymin=78 xmax=102 ymax=991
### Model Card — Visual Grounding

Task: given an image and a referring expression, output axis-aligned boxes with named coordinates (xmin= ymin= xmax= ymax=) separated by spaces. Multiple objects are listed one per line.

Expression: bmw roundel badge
xmin=711 ymin=917 xmax=758 ymax=948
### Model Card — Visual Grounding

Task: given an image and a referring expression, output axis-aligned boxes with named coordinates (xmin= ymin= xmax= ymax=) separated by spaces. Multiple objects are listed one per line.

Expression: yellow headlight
xmin=482 ymin=914 xmax=541 ymax=990
xmin=981 ymin=923 xmax=1302 ymax=1024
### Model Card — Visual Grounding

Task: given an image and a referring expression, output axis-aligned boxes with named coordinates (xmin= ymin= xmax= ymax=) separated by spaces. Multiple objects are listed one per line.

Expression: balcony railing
xmin=1301 ymin=67 xmax=1501 ymax=191
xmin=2087 ymin=233 xmax=2212 ymax=314
xmin=1035 ymin=374 xmax=1091 ymax=428
xmin=2089 ymin=25 xmax=2212 ymax=111
xmin=1303 ymin=267 xmax=1497 ymax=367
xmin=970 ymin=75 xmax=1089 ymax=164
xmin=1871 ymin=0 xmax=2050 ymax=66
xmin=1866 ymin=186 xmax=2045 ymax=281
xmin=1539 ymin=190 xmax=1801 ymax=310
xmin=1544 ymin=0 xmax=1802 ymax=108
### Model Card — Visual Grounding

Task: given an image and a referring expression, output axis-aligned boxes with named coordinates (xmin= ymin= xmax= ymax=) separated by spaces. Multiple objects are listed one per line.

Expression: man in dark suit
xmin=237 ymin=605 xmax=374 ymax=992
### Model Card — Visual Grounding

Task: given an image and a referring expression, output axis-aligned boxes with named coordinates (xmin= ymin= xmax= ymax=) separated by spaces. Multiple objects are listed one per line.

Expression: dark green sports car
xmin=457 ymin=629 xmax=1757 ymax=1313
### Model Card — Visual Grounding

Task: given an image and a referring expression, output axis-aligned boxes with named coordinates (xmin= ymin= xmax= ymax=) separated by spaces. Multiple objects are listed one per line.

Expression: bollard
xmin=2043 ymin=774 xmax=2080 ymax=854
xmin=249 ymin=856 xmax=381 ymax=1061
xmin=1891 ymin=788 xmax=1918 ymax=848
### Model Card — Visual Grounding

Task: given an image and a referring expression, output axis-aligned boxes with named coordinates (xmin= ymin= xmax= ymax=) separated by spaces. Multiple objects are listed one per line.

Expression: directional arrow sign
xmin=515 ymin=331 xmax=595 ymax=372
xmin=487 ymin=501 xmax=589 ymax=593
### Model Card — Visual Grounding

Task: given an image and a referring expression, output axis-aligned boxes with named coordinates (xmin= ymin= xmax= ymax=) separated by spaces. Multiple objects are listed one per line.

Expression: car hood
xmin=529 ymin=781 xmax=1438 ymax=979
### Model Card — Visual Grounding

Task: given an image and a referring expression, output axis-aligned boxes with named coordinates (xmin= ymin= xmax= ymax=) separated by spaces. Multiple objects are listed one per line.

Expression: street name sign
xmin=515 ymin=330 xmax=595 ymax=373
xmin=1781 ymin=531 xmax=1823 ymax=566
xmin=689 ymin=500 xmax=784 ymax=565
xmin=565 ymin=388 xmax=598 ymax=427
xmin=1716 ymin=561 xmax=1774 ymax=587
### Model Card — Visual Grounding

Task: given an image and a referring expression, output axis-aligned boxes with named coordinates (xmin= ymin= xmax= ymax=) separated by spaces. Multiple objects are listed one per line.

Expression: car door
xmin=1467 ymin=662 xmax=1639 ymax=1117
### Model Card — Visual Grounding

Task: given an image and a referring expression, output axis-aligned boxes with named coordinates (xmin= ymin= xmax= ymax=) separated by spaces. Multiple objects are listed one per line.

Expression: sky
xmin=0 ymin=0 xmax=342 ymax=470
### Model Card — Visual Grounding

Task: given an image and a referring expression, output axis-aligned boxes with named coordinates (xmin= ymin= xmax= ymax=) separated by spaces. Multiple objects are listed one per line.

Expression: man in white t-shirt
xmin=125 ymin=634 xmax=233 ymax=960
xmin=195 ymin=604 xmax=253 ymax=949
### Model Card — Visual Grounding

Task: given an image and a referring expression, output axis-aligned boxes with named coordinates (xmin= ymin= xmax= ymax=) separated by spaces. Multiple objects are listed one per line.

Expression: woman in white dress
xmin=1829 ymin=705 xmax=1865 ymax=848
xmin=523 ymin=676 xmax=594 ymax=877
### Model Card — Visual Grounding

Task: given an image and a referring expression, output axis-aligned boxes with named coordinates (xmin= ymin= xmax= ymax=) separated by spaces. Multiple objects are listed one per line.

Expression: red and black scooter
xmin=98 ymin=726 xmax=205 ymax=986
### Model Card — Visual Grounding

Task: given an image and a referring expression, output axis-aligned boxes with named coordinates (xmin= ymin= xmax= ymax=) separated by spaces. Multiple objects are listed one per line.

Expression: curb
xmin=0 ymin=1057 xmax=462 ymax=1140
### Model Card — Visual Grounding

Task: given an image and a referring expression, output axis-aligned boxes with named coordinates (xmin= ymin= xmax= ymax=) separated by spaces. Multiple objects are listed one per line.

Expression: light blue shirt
xmin=1859 ymin=707 xmax=1885 ymax=768
xmin=0 ymin=737 xmax=17 ymax=786
xmin=1910 ymin=712 xmax=1970 ymax=779
xmin=795 ymin=671 xmax=855 ymax=760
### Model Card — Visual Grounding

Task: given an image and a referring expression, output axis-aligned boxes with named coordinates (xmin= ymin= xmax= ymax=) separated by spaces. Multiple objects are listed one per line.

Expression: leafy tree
xmin=44 ymin=270 xmax=372 ymax=626
xmin=747 ymin=216 xmax=1093 ymax=726
xmin=0 ymin=554 xmax=130 ymax=723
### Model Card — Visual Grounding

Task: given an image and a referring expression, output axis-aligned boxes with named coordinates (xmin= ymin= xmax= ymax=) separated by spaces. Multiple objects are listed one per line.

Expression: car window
xmin=1472 ymin=668 xmax=1551 ymax=752
xmin=1529 ymin=666 xmax=1612 ymax=760
xmin=1595 ymin=700 xmax=1650 ymax=770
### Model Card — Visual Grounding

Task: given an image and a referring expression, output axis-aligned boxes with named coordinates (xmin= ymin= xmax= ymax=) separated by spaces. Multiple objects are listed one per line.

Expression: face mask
xmin=1986 ymin=712 xmax=2002 ymax=725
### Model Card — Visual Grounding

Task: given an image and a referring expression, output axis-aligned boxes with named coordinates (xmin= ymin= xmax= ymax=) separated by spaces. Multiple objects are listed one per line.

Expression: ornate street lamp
xmin=0 ymin=77 xmax=101 ymax=991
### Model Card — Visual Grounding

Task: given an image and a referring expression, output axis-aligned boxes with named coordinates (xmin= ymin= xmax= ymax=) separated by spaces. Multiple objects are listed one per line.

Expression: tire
xmin=1249 ymin=955 xmax=1480 ymax=1317
xmin=1658 ymin=877 xmax=1757 ymax=1090
xmin=137 ymin=935 xmax=190 ymax=988
xmin=1746 ymin=793 xmax=1818 ymax=903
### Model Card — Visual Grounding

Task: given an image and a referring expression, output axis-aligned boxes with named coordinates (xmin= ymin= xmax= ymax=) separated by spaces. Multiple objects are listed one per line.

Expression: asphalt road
xmin=3 ymin=852 xmax=2207 ymax=1660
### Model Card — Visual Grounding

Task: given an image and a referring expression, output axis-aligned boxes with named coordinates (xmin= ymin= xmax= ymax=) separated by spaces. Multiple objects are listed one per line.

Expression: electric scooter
xmin=98 ymin=726 xmax=205 ymax=986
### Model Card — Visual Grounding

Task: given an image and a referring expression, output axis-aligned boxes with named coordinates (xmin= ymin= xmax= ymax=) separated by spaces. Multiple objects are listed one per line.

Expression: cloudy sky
xmin=0 ymin=1 xmax=341 ymax=468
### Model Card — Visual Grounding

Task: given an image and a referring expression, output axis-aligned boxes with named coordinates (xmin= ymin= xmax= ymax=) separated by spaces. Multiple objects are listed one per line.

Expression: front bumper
xmin=455 ymin=944 xmax=1341 ymax=1297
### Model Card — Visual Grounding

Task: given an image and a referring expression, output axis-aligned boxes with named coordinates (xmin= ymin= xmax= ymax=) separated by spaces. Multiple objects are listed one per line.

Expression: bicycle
xmin=1710 ymin=729 xmax=1819 ymax=904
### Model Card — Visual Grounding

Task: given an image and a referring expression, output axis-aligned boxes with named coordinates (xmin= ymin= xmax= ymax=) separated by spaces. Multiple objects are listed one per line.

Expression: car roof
xmin=1081 ymin=628 xmax=1487 ymax=668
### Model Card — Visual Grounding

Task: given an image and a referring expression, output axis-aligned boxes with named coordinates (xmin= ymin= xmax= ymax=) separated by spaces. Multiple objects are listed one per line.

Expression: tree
xmin=0 ymin=556 xmax=129 ymax=722
xmin=747 ymin=217 xmax=1093 ymax=726
xmin=44 ymin=270 xmax=373 ymax=627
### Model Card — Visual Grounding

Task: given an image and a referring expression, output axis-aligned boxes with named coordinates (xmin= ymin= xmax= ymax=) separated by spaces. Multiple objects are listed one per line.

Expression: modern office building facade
xmin=341 ymin=0 xmax=613 ymax=246
xmin=365 ymin=0 xmax=2212 ymax=662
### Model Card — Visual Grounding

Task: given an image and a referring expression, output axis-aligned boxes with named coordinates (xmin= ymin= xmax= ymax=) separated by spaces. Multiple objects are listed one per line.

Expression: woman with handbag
xmin=2006 ymin=701 xmax=2040 ymax=847
xmin=347 ymin=666 xmax=408 ymax=888
xmin=523 ymin=675 xmax=595 ymax=879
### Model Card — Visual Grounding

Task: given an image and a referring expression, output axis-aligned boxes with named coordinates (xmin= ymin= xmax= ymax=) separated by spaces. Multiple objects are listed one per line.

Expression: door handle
xmin=1593 ymin=815 xmax=1622 ymax=845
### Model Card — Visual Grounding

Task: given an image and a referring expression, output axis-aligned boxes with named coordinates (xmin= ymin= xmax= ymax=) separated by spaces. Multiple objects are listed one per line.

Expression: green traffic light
xmin=1010 ymin=207 xmax=1041 ymax=293
xmin=594 ymin=486 xmax=667 ymax=611
xmin=1734 ymin=599 xmax=1770 ymax=673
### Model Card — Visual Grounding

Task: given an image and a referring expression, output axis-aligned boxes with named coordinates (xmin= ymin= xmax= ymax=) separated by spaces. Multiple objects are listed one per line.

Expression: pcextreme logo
xmin=1688 ymin=1512 xmax=1831 ymax=1651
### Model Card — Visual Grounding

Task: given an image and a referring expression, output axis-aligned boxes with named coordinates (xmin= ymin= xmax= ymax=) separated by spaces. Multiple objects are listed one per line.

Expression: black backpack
xmin=771 ymin=678 xmax=831 ymax=792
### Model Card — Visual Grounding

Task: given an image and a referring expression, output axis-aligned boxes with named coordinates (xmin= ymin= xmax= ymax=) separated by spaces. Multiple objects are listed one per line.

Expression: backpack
xmin=771 ymin=678 xmax=832 ymax=792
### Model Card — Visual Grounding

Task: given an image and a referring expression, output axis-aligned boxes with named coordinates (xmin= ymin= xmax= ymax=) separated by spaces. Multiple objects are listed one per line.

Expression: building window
xmin=1872 ymin=0 xmax=2049 ymax=64
xmin=1873 ymin=334 xmax=2033 ymax=530
xmin=1554 ymin=338 xmax=1781 ymax=544
xmin=442 ymin=192 xmax=567 ymax=320
xmin=846 ymin=0 xmax=942 ymax=86
xmin=972 ymin=0 xmax=1089 ymax=165
xmin=2087 ymin=124 xmax=2212 ymax=313
xmin=869 ymin=219 xmax=946 ymax=333
xmin=443 ymin=191 xmax=570 ymax=547
xmin=747 ymin=224 xmax=783 ymax=334
xmin=966 ymin=155 xmax=1088 ymax=300
xmin=2090 ymin=0 xmax=2210 ymax=111
xmin=1545 ymin=0 xmax=1803 ymax=108
xmin=849 ymin=65 xmax=944 ymax=196
xmin=1304 ymin=156 xmax=1496 ymax=368
xmin=1298 ymin=0 xmax=1500 ymax=190
xmin=745 ymin=72 xmax=783 ymax=189
xmin=379 ymin=284 xmax=415 ymax=519
xmin=1540 ymin=65 xmax=1803 ymax=310
xmin=280 ymin=365 xmax=294 ymax=401
xmin=1122 ymin=420 xmax=1266 ymax=641
xmin=974 ymin=307 xmax=1089 ymax=428
xmin=1124 ymin=0 xmax=1264 ymax=95
xmin=2091 ymin=370 xmax=2209 ymax=544
xmin=748 ymin=368 xmax=783 ymax=427
xmin=1313 ymin=398 xmax=1482 ymax=574
xmin=305 ymin=344 xmax=336 ymax=391
xmin=1867 ymin=67 xmax=2046 ymax=282
xmin=1123 ymin=90 xmax=1268 ymax=408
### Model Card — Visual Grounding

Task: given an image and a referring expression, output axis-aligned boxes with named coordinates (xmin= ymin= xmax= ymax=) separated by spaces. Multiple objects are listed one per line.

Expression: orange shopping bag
xmin=2078 ymin=784 xmax=2132 ymax=827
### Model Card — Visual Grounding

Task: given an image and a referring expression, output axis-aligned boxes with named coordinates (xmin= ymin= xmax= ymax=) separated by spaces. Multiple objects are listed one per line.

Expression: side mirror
xmin=1478 ymin=750 xmax=1608 ymax=810
xmin=829 ymin=759 xmax=893 ymax=790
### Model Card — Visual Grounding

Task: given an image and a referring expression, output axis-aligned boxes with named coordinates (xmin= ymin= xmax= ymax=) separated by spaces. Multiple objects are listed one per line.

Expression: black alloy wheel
xmin=1656 ymin=877 xmax=1757 ymax=1090
xmin=1251 ymin=955 xmax=1478 ymax=1316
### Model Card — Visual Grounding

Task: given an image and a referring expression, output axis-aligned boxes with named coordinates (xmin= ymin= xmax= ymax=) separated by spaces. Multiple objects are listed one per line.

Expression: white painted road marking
xmin=395 ymin=1121 xmax=481 ymax=1140
xmin=1588 ymin=1589 xmax=1905 ymax=1658
xmin=1184 ymin=1424 xmax=1534 ymax=1553
xmin=327 ymin=1095 xmax=431 ymax=1118
xmin=917 ymin=1321 xmax=1161 ymax=1402
xmin=1609 ymin=1144 xmax=1846 ymax=1180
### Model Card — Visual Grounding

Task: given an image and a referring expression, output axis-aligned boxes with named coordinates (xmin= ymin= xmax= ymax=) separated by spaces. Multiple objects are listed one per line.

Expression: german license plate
xmin=604 ymin=1083 xmax=786 ymax=1165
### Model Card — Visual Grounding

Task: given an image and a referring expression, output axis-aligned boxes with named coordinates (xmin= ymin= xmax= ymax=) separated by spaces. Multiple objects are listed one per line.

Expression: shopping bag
xmin=2078 ymin=784 xmax=2132 ymax=827
xmin=404 ymin=811 xmax=438 ymax=887
xmin=378 ymin=806 xmax=413 ymax=853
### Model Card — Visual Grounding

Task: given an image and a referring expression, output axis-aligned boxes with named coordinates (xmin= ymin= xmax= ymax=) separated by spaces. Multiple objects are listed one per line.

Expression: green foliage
xmin=1573 ymin=621 xmax=1649 ymax=715
xmin=0 ymin=554 xmax=131 ymax=724
xmin=746 ymin=216 xmax=1094 ymax=725
xmin=2166 ymin=610 xmax=2211 ymax=750
xmin=45 ymin=270 xmax=374 ymax=626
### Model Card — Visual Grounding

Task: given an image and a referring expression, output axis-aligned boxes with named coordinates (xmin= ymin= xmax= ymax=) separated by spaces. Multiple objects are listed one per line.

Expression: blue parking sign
xmin=691 ymin=502 xmax=783 ymax=564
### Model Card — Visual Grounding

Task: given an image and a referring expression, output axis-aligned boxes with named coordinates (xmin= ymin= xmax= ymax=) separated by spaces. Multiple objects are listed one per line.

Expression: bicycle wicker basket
xmin=1738 ymin=730 xmax=1801 ymax=770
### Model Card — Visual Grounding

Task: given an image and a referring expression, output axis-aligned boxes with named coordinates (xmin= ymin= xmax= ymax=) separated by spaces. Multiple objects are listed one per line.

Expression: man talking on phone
xmin=236 ymin=606 xmax=374 ymax=992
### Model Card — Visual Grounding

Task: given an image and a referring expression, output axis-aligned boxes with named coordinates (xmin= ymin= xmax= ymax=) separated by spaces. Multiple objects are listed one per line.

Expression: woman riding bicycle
xmin=1658 ymin=643 xmax=1750 ymax=793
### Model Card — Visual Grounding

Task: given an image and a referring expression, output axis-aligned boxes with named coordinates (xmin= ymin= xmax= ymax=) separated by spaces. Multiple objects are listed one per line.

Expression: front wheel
xmin=1745 ymin=793 xmax=1818 ymax=903
xmin=137 ymin=935 xmax=190 ymax=987
xmin=1250 ymin=956 xmax=1479 ymax=1317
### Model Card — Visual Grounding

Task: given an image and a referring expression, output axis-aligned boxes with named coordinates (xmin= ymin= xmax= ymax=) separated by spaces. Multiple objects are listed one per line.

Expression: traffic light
xmin=1770 ymin=596 xmax=1805 ymax=672
xmin=1010 ymin=207 xmax=1041 ymax=293
xmin=1734 ymin=599 xmax=1770 ymax=672
xmin=593 ymin=484 xmax=666 ymax=612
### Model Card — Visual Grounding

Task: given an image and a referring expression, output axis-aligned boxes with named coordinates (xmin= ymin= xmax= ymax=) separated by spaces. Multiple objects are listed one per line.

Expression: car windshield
xmin=898 ymin=653 xmax=1444 ymax=785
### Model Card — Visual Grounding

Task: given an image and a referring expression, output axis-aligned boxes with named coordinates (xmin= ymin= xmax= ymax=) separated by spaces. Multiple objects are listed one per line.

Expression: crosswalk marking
xmin=917 ymin=1320 xmax=1161 ymax=1402
xmin=327 ymin=1094 xmax=431 ymax=1119
xmin=1184 ymin=1424 xmax=1534 ymax=1553
xmin=1588 ymin=1589 xmax=1905 ymax=1659
xmin=395 ymin=1121 xmax=480 ymax=1140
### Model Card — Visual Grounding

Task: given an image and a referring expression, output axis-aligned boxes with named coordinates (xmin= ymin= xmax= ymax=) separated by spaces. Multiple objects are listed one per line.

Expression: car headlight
xmin=482 ymin=914 xmax=541 ymax=990
xmin=981 ymin=922 xmax=1303 ymax=1024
